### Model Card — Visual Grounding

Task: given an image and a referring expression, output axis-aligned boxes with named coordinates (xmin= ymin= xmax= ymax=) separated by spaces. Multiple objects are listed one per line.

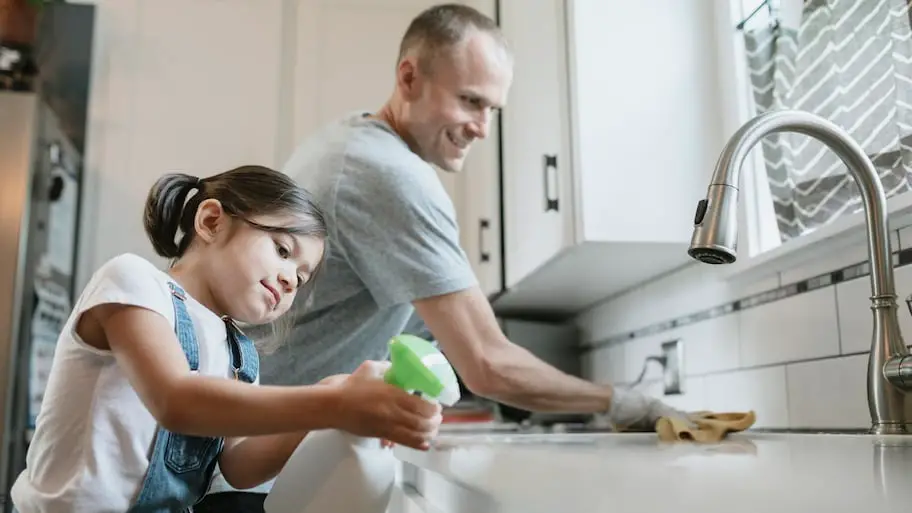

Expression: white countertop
xmin=393 ymin=430 xmax=912 ymax=512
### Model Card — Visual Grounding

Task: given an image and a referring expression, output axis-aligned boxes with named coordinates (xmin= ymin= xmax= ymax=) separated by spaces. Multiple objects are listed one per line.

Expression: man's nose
xmin=466 ymin=116 xmax=490 ymax=140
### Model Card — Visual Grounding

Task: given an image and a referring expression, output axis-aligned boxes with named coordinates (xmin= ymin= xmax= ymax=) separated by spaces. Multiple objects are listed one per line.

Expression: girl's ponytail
xmin=143 ymin=173 xmax=200 ymax=259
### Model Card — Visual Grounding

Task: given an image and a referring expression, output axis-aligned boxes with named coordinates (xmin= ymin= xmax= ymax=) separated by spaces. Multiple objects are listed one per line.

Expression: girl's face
xmin=195 ymin=201 xmax=325 ymax=325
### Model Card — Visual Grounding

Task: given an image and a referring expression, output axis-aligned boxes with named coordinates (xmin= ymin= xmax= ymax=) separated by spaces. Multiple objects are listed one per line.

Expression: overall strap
xmin=167 ymin=282 xmax=199 ymax=371
xmin=223 ymin=318 xmax=259 ymax=384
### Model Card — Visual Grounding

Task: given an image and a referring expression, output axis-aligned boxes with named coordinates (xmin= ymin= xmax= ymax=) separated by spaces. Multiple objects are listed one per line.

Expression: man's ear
xmin=397 ymin=56 xmax=423 ymax=102
xmin=194 ymin=198 xmax=227 ymax=244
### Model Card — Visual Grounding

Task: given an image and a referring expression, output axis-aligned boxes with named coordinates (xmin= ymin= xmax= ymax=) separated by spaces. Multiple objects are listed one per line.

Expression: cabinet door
xmin=457 ymin=113 xmax=502 ymax=297
xmin=292 ymin=0 xmax=499 ymax=294
xmin=499 ymin=0 xmax=573 ymax=289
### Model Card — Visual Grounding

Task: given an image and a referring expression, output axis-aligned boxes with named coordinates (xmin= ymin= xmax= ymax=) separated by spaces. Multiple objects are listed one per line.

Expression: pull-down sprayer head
xmin=688 ymin=182 xmax=739 ymax=264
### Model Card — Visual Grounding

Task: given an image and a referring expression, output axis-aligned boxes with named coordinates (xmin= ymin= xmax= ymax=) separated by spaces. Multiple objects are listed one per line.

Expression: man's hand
xmin=592 ymin=387 xmax=691 ymax=432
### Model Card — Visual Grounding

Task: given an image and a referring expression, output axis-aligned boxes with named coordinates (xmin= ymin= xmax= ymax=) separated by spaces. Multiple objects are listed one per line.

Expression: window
xmin=730 ymin=0 xmax=912 ymax=259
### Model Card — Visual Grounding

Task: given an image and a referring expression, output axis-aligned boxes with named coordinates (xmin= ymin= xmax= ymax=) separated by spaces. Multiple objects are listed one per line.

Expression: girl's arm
xmin=87 ymin=303 xmax=439 ymax=442
xmin=218 ymin=432 xmax=310 ymax=490
xmin=217 ymin=374 xmax=351 ymax=489
xmin=88 ymin=302 xmax=337 ymax=436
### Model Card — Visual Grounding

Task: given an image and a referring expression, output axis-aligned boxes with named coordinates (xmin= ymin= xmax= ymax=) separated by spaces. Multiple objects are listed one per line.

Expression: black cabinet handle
xmin=479 ymin=218 xmax=490 ymax=263
xmin=543 ymin=154 xmax=559 ymax=212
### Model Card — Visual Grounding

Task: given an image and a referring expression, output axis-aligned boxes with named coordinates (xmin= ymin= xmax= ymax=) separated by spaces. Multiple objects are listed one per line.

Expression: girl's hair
xmin=143 ymin=165 xmax=328 ymax=351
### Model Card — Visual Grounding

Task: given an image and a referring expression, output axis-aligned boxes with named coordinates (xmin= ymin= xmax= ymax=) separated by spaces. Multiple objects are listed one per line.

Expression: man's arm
xmin=413 ymin=286 xmax=613 ymax=413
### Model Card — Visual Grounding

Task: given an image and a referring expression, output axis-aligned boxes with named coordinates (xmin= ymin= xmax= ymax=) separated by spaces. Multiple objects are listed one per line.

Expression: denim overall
xmin=127 ymin=282 xmax=259 ymax=513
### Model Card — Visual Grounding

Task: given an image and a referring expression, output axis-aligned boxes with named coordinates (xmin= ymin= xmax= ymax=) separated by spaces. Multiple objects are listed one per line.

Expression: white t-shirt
xmin=11 ymin=253 xmax=238 ymax=513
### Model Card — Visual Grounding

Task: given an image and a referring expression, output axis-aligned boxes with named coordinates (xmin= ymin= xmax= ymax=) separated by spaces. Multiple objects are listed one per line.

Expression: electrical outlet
xmin=661 ymin=339 xmax=684 ymax=395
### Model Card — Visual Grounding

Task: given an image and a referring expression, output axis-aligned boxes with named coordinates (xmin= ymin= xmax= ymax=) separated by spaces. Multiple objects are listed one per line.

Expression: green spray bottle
xmin=264 ymin=334 xmax=461 ymax=513
xmin=382 ymin=333 xmax=461 ymax=406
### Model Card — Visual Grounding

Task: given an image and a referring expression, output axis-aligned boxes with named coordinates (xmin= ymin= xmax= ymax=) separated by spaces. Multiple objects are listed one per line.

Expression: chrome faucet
xmin=688 ymin=109 xmax=912 ymax=435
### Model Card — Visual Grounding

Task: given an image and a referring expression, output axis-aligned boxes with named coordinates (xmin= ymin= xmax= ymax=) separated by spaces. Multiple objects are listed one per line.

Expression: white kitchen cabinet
xmin=455 ymin=114 xmax=503 ymax=297
xmin=291 ymin=0 xmax=502 ymax=297
xmin=494 ymin=0 xmax=725 ymax=315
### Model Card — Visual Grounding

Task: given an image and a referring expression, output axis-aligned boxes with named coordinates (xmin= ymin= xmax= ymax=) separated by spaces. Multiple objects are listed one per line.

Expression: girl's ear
xmin=194 ymin=198 xmax=227 ymax=244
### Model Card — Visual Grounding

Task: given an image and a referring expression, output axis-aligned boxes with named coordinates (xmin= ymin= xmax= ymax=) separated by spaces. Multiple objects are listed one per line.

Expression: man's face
xmin=402 ymin=31 xmax=513 ymax=172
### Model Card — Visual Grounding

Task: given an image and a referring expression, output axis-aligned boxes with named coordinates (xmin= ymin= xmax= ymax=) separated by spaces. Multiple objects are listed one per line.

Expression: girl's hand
xmin=331 ymin=361 xmax=442 ymax=450
xmin=318 ymin=374 xmax=349 ymax=386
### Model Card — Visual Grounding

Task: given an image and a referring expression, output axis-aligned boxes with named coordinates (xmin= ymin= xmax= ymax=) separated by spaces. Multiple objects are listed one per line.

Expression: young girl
xmin=11 ymin=165 xmax=441 ymax=513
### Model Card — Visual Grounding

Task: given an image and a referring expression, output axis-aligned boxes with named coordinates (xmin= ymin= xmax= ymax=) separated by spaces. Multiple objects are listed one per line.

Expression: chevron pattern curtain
xmin=743 ymin=0 xmax=912 ymax=241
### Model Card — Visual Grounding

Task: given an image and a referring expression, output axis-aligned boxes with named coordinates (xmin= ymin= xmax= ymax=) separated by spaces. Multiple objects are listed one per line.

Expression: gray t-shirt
xmin=257 ymin=112 xmax=478 ymax=386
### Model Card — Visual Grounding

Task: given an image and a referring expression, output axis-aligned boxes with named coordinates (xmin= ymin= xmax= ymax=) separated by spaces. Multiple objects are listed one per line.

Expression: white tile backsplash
xmin=678 ymin=314 xmax=740 ymax=375
xmin=623 ymin=334 xmax=666 ymax=385
xmin=574 ymin=226 xmax=911 ymax=430
xmin=703 ymin=367 xmax=790 ymax=428
xmin=626 ymin=376 xmax=708 ymax=413
xmin=778 ymin=232 xmax=900 ymax=285
xmin=576 ymin=263 xmax=779 ymax=345
xmin=739 ymin=287 xmax=840 ymax=367
xmin=836 ymin=263 xmax=912 ymax=355
xmin=785 ymin=354 xmax=869 ymax=429
xmin=583 ymin=343 xmax=626 ymax=384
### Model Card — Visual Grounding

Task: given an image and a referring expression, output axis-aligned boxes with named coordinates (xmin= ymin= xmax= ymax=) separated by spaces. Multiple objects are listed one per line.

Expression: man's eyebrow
xmin=463 ymin=90 xmax=503 ymax=109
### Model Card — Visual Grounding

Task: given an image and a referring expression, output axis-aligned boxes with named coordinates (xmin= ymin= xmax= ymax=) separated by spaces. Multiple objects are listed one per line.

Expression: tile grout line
xmin=834 ymin=283 xmax=844 ymax=356
xmin=782 ymin=362 xmax=792 ymax=427
xmin=618 ymin=349 xmax=878 ymax=387
xmin=581 ymin=246 xmax=912 ymax=354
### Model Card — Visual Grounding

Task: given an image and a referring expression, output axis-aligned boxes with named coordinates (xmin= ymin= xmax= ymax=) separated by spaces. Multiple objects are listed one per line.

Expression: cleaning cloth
xmin=655 ymin=410 xmax=756 ymax=443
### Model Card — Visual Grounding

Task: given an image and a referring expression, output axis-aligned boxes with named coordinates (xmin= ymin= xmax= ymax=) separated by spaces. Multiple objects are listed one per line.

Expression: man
xmin=197 ymin=3 xmax=687 ymax=511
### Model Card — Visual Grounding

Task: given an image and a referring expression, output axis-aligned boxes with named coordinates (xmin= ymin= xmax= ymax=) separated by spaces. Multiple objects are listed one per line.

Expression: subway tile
xmin=582 ymin=343 xmax=626 ymax=384
xmin=575 ymin=263 xmax=777 ymax=343
xmin=836 ymin=263 xmax=912 ymax=355
xmin=778 ymin=231 xmax=900 ymax=285
xmin=580 ymin=351 xmax=597 ymax=382
xmin=785 ymin=354 xmax=869 ymax=429
xmin=662 ymin=377 xmax=707 ymax=412
xmin=606 ymin=344 xmax=627 ymax=383
xmin=897 ymin=222 xmax=912 ymax=250
xmin=626 ymin=377 xmax=707 ymax=415
xmin=623 ymin=335 xmax=666 ymax=386
xmin=640 ymin=265 xmax=777 ymax=329
xmin=703 ymin=366 xmax=789 ymax=428
xmin=739 ymin=287 xmax=840 ymax=367
xmin=675 ymin=314 xmax=740 ymax=376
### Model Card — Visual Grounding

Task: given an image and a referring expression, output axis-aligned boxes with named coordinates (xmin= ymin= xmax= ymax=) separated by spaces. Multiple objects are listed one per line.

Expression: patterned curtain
xmin=743 ymin=0 xmax=912 ymax=241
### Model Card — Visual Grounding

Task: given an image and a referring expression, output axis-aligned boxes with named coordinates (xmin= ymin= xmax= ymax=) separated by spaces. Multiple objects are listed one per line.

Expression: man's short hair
xmin=397 ymin=3 xmax=508 ymax=73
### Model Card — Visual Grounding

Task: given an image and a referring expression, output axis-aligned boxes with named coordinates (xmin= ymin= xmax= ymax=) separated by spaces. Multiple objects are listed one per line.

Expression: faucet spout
xmin=688 ymin=109 xmax=912 ymax=435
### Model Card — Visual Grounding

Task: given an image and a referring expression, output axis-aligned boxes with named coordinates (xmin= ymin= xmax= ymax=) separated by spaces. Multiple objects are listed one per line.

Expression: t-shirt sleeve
xmin=332 ymin=158 xmax=478 ymax=308
xmin=72 ymin=254 xmax=174 ymax=347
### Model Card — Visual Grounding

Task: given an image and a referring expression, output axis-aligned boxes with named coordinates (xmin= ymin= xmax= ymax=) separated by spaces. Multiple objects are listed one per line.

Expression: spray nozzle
xmin=382 ymin=334 xmax=461 ymax=407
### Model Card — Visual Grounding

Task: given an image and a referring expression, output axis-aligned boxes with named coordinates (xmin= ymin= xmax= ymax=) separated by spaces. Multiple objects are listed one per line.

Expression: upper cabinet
xmin=493 ymin=0 xmax=725 ymax=316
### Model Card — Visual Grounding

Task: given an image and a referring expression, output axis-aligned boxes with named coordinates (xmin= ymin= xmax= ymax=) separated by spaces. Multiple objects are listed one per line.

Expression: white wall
xmin=75 ymin=0 xmax=289 ymax=291
xmin=576 ymin=224 xmax=912 ymax=429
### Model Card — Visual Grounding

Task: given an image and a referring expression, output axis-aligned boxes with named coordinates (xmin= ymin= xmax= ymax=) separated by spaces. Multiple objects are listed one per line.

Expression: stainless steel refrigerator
xmin=0 ymin=89 xmax=83 ymax=511
xmin=0 ymin=5 xmax=94 ymax=508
